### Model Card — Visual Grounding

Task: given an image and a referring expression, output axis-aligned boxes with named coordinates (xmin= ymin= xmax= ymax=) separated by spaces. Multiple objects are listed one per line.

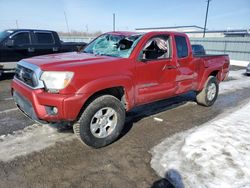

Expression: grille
xmin=15 ymin=65 xmax=38 ymax=88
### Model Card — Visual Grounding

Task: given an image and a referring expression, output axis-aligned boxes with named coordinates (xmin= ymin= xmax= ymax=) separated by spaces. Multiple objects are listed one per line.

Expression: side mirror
xmin=6 ymin=39 xmax=14 ymax=47
xmin=76 ymin=45 xmax=84 ymax=52
xmin=140 ymin=58 xmax=149 ymax=63
xmin=138 ymin=50 xmax=149 ymax=63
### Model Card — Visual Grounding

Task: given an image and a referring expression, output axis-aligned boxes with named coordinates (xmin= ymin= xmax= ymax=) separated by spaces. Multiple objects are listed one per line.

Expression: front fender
xmin=77 ymin=75 xmax=135 ymax=110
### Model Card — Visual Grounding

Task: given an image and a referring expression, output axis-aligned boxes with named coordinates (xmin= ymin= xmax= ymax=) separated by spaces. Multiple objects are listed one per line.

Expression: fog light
xmin=52 ymin=107 xmax=58 ymax=114
xmin=45 ymin=106 xmax=58 ymax=115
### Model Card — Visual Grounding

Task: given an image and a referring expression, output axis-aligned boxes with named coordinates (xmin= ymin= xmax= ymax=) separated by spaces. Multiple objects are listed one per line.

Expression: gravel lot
xmin=0 ymin=67 xmax=249 ymax=188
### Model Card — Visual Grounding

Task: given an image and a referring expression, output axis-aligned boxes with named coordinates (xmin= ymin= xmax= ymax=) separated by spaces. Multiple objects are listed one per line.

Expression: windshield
xmin=0 ymin=30 xmax=13 ymax=42
xmin=83 ymin=33 xmax=142 ymax=58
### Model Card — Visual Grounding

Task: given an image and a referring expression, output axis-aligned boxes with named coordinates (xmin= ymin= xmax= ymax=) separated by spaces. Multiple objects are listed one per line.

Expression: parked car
xmin=0 ymin=29 xmax=87 ymax=77
xmin=11 ymin=31 xmax=230 ymax=148
xmin=192 ymin=44 xmax=206 ymax=55
xmin=246 ymin=63 xmax=250 ymax=75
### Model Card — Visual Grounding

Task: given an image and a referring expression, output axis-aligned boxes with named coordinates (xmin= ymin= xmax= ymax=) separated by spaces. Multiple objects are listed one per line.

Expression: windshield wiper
xmin=82 ymin=50 xmax=94 ymax=54
xmin=98 ymin=53 xmax=117 ymax=57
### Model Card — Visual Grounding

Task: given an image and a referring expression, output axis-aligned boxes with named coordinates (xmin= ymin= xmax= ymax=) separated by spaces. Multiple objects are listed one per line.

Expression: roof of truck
xmin=106 ymin=31 xmax=187 ymax=36
xmin=106 ymin=31 xmax=140 ymax=36
xmin=4 ymin=29 xmax=56 ymax=33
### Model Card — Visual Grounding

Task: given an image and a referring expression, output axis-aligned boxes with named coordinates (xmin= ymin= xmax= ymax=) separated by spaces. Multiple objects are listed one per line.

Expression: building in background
xmin=135 ymin=25 xmax=204 ymax=33
xmin=135 ymin=25 xmax=250 ymax=38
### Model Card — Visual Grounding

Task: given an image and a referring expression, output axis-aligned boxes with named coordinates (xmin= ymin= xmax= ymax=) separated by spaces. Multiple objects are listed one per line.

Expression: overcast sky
xmin=0 ymin=0 xmax=249 ymax=32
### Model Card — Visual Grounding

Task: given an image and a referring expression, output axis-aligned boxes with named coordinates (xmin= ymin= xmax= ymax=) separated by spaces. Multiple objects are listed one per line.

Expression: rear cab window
xmin=34 ymin=32 xmax=55 ymax=44
xmin=174 ymin=35 xmax=188 ymax=58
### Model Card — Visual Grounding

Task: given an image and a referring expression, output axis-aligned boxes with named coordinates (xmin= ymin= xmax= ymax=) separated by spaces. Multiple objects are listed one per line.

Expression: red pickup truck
xmin=11 ymin=31 xmax=229 ymax=148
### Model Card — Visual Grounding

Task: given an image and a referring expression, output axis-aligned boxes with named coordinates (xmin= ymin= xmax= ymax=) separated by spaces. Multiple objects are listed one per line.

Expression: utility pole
xmin=203 ymin=0 xmax=211 ymax=38
xmin=113 ymin=13 xmax=116 ymax=31
xmin=85 ymin=24 xmax=89 ymax=33
xmin=15 ymin=20 xmax=19 ymax=29
xmin=64 ymin=11 xmax=70 ymax=36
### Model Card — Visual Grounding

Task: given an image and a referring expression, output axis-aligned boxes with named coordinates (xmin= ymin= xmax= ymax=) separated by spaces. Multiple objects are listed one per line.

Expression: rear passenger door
xmin=174 ymin=35 xmax=195 ymax=94
xmin=32 ymin=31 xmax=58 ymax=56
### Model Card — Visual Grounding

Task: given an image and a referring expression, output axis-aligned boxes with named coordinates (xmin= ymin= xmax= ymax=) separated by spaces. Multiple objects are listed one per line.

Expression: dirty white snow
xmin=230 ymin=60 xmax=249 ymax=67
xmin=0 ymin=108 xmax=18 ymax=114
xmin=151 ymin=69 xmax=250 ymax=188
xmin=0 ymin=124 xmax=74 ymax=162
xmin=220 ymin=69 xmax=250 ymax=94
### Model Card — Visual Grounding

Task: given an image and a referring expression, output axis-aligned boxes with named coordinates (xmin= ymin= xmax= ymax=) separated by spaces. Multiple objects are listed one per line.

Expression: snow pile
xmin=151 ymin=101 xmax=250 ymax=188
xmin=230 ymin=60 xmax=249 ymax=67
xmin=220 ymin=69 xmax=250 ymax=94
xmin=0 ymin=124 xmax=74 ymax=162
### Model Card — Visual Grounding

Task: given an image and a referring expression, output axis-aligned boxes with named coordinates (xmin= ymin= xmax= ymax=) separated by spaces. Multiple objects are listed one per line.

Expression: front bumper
xmin=12 ymin=79 xmax=87 ymax=123
xmin=0 ymin=62 xmax=17 ymax=72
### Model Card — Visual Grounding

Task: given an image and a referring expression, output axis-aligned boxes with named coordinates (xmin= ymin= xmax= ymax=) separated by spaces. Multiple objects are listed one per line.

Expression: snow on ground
xmin=151 ymin=70 xmax=250 ymax=188
xmin=230 ymin=60 xmax=249 ymax=67
xmin=220 ymin=69 xmax=250 ymax=95
xmin=151 ymin=101 xmax=250 ymax=188
xmin=0 ymin=124 xmax=74 ymax=162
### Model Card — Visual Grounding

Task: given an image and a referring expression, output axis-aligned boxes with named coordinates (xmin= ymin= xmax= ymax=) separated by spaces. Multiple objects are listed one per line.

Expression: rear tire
xmin=73 ymin=95 xmax=125 ymax=148
xmin=196 ymin=76 xmax=219 ymax=107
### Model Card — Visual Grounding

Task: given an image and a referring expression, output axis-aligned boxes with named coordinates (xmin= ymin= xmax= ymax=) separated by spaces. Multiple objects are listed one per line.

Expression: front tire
xmin=196 ymin=76 xmax=219 ymax=107
xmin=73 ymin=95 xmax=125 ymax=148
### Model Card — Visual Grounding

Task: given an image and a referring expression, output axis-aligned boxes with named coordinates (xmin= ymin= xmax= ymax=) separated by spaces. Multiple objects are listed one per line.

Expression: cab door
xmin=1 ymin=31 xmax=33 ymax=62
xmin=135 ymin=34 xmax=177 ymax=105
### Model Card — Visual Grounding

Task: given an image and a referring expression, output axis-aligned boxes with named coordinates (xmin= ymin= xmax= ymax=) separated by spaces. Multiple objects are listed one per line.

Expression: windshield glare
xmin=83 ymin=34 xmax=142 ymax=58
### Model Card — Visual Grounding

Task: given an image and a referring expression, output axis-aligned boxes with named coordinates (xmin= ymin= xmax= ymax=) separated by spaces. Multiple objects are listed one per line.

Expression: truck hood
xmin=23 ymin=52 xmax=122 ymax=70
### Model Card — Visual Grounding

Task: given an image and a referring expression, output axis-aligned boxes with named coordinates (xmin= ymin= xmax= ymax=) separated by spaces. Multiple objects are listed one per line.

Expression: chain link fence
xmin=60 ymin=36 xmax=94 ymax=43
xmin=190 ymin=37 xmax=250 ymax=61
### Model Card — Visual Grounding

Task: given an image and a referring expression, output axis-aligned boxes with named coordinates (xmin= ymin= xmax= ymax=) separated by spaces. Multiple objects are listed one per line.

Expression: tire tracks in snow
xmin=0 ymin=124 xmax=74 ymax=162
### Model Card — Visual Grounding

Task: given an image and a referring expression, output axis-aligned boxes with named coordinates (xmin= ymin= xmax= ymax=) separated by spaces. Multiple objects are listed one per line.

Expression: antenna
xmin=15 ymin=20 xmax=19 ymax=29
xmin=113 ymin=13 xmax=116 ymax=31
xmin=85 ymin=24 xmax=89 ymax=33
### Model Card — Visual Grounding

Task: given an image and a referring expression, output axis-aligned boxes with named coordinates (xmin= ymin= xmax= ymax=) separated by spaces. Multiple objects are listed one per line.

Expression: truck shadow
xmin=52 ymin=91 xmax=196 ymax=138
xmin=119 ymin=91 xmax=196 ymax=139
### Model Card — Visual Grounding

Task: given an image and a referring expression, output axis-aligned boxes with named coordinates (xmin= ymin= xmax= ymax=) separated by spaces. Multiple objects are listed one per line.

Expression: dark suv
xmin=0 ymin=29 xmax=86 ymax=77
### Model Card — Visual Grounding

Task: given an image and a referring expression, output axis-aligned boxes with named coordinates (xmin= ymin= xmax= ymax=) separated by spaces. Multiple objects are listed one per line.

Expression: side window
xmin=12 ymin=32 xmax=30 ymax=45
xmin=139 ymin=35 xmax=170 ymax=61
xmin=175 ymin=36 xmax=188 ymax=58
xmin=35 ymin=32 xmax=54 ymax=44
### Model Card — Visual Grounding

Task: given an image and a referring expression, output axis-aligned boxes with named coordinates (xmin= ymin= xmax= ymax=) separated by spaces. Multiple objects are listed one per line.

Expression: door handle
xmin=162 ymin=65 xmax=177 ymax=70
xmin=28 ymin=47 xmax=35 ymax=52
xmin=53 ymin=47 xmax=59 ymax=52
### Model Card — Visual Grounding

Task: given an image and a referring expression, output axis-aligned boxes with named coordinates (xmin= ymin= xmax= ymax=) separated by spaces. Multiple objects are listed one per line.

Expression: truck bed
xmin=194 ymin=54 xmax=228 ymax=58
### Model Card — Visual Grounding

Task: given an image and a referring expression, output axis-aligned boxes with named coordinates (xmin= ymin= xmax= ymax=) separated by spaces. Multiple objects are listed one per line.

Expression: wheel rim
xmin=90 ymin=107 xmax=118 ymax=138
xmin=207 ymin=83 xmax=217 ymax=101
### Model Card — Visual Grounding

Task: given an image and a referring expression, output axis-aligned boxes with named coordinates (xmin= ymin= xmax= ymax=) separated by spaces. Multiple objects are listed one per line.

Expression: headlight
xmin=40 ymin=71 xmax=74 ymax=92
